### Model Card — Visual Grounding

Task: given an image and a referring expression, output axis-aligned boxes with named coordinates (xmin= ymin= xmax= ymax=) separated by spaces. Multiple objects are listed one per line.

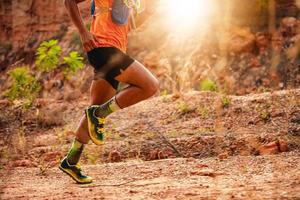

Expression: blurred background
xmin=0 ymin=0 xmax=300 ymax=101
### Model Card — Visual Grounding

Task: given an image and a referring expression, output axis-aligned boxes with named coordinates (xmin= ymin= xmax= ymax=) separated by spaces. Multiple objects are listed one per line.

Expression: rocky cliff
xmin=0 ymin=0 xmax=90 ymax=69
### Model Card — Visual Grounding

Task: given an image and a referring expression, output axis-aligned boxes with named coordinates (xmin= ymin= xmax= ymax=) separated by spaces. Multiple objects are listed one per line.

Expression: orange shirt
xmin=90 ymin=0 xmax=130 ymax=52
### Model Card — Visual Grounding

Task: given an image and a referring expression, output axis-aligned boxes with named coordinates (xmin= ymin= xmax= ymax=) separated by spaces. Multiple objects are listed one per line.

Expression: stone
xmin=280 ymin=17 xmax=298 ymax=37
xmin=64 ymin=89 xmax=82 ymax=102
xmin=157 ymin=150 xmax=166 ymax=159
xmin=218 ymin=152 xmax=229 ymax=160
xmin=108 ymin=150 xmax=122 ymax=162
xmin=43 ymin=151 xmax=63 ymax=162
xmin=259 ymin=141 xmax=279 ymax=155
xmin=0 ymin=99 xmax=10 ymax=107
xmin=149 ymin=148 xmax=159 ymax=160
xmin=278 ymin=140 xmax=288 ymax=152
xmin=11 ymin=159 xmax=33 ymax=167
xmin=34 ymin=98 xmax=48 ymax=108
xmin=229 ymin=27 xmax=255 ymax=54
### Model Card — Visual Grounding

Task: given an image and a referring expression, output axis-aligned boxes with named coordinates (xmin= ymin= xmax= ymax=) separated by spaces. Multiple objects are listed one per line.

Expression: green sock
xmin=95 ymin=96 xmax=121 ymax=118
xmin=66 ymin=139 xmax=84 ymax=165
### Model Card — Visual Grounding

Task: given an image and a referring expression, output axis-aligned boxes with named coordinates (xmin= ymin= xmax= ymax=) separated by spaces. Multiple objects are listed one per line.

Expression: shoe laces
xmin=98 ymin=117 xmax=106 ymax=124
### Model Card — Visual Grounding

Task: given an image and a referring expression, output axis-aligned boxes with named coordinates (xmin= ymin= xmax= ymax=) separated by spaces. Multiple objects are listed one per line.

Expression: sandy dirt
xmin=1 ymin=152 xmax=299 ymax=200
xmin=0 ymin=89 xmax=299 ymax=200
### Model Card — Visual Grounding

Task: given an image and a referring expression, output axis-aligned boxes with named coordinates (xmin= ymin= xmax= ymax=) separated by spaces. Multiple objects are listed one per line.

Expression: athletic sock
xmin=95 ymin=96 xmax=121 ymax=118
xmin=66 ymin=139 xmax=85 ymax=165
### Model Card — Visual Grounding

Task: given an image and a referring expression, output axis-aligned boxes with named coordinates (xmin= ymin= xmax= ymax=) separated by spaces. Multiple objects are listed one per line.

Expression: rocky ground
xmin=1 ymin=153 xmax=299 ymax=200
xmin=0 ymin=89 xmax=299 ymax=199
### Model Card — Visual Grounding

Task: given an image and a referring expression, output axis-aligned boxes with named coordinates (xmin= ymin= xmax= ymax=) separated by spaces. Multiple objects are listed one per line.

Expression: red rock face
xmin=0 ymin=0 xmax=90 ymax=51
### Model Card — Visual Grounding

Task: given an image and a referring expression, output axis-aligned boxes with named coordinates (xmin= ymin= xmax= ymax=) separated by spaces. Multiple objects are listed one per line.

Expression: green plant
xmin=86 ymin=22 xmax=91 ymax=31
xmin=62 ymin=51 xmax=84 ymax=78
xmin=200 ymin=79 xmax=218 ymax=92
xmin=160 ymin=89 xmax=169 ymax=102
xmin=221 ymin=95 xmax=231 ymax=108
xmin=198 ymin=106 xmax=209 ymax=118
xmin=177 ymin=101 xmax=191 ymax=114
xmin=160 ymin=89 xmax=168 ymax=97
xmin=4 ymin=66 xmax=41 ymax=102
xmin=260 ymin=110 xmax=270 ymax=121
xmin=35 ymin=40 xmax=61 ymax=72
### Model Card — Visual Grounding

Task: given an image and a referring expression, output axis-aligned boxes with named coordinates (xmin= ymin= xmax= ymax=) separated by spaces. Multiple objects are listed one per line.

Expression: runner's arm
xmin=64 ymin=0 xmax=97 ymax=52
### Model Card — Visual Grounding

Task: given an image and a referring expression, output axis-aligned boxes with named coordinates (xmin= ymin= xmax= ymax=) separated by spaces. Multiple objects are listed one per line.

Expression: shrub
xmin=221 ymin=95 xmax=231 ymax=108
xmin=86 ymin=22 xmax=91 ymax=31
xmin=35 ymin=40 xmax=61 ymax=72
xmin=199 ymin=79 xmax=218 ymax=92
xmin=177 ymin=101 xmax=191 ymax=114
xmin=62 ymin=51 xmax=84 ymax=78
xmin=4 ymin=66 xmax=41 ymax=101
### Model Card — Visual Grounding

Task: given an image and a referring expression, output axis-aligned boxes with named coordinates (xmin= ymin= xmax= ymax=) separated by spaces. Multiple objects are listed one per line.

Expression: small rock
xmin=291 ymin=113 xmax=300 ymax=124
xmin=34 ymin=98 xmax=48 ymax=108
xmin=157 ymin=150 xmax=166 ymax=159
xmin=218 ymin=152 xmax=229 ymax=160
xmin=0 ymin=99 xmax=10 ymax=107
xmin=11 ymin=159 xmax=33 ymax=167
xmin=196 ymin=164 xmax=209 ymax=168
xmin=191 ymin=169 xmax=222 ymax=177
xmin=259 ymin=141 xmax=279 ymax=155
xmin=64 ymin=89 xmax=82 ymax=102
xmin=278 ymin=140 xmax=288 ymax=152
xmin=128 ymin=149 xmax=138 ymax=158
xmin=108 ymin=150 xmax=122 ymax=162
xmin=149 ymin=148 xmax=159 ymax=160
xmin=163 ymin=148 xmax=174 ymax=158
xmin=43 ymin=151 xmax=63 ymax=162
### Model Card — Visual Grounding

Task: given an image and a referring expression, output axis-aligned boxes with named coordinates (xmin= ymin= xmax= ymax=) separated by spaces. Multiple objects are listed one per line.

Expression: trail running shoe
xmin=85 ymin=105 xmax=106 ymax=145
xmin=59 ymin=157 xmax=92 ymax=184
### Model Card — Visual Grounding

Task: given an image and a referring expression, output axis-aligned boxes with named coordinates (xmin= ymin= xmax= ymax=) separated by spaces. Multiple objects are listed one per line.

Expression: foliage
xmin=62 ymin=51 xmax=84 ymax=78
xmin=197 ymin=106 xmax=209 ymax=118
xmin=177 ymin=101 xmax=190 ymax=114
xmin=260 ymin=110 xmax=271 ymax=121
xmin=221 ymin=95 xmax=231 ymax=108
xmin=4 ymin=66 xmax=41 ymax=102
xmin=199 ymin=79 xmax=218 ymax=92
xmin=86 ymin=22 xmax=91 ymax=31
xmin=35 ymin=40 xmax=62 ymax=72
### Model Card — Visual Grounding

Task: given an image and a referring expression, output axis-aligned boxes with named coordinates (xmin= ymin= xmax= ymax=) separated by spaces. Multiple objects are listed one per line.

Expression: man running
xmin=60 ymin=0 xmax=159 ymax=184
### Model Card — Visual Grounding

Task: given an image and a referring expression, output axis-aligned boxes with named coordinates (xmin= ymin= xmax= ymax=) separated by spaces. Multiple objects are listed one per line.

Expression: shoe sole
xmin=85 ymin=109 xmax=104 ymax=146
xmin=59 ymin=165 xmax=92 ymax=184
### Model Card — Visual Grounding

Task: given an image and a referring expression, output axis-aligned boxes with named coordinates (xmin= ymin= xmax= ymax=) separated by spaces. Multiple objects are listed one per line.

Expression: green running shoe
xmin=85 ymin=105 xmax=106 ymax=145
xmin=59 ymin=157 xmax=92 ymax=184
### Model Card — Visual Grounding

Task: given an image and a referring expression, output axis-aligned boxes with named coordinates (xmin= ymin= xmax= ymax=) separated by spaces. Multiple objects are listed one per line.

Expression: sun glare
xmin=161 ymin=0 xmax=216 ymax=30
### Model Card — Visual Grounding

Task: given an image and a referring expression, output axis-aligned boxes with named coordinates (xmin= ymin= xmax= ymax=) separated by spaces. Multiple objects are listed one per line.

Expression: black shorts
xmin=87 ymin=47 xmax=135 ymax=90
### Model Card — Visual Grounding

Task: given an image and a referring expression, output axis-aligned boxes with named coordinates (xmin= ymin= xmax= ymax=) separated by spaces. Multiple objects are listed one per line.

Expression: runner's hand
xmin=79 ymin=31 xmax=98 ymax=52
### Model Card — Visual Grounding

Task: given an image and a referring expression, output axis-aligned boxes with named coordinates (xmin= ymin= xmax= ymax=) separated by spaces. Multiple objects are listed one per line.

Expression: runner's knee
xmin=143 ymin=77 xmax=159 ymax=97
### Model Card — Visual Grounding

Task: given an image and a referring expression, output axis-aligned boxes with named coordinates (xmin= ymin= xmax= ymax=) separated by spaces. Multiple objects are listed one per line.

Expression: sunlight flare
xmin=161 ymin=0 xmax=216 ymax=30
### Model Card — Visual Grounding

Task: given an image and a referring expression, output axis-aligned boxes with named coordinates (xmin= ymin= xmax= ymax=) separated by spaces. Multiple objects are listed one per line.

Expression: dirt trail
xmin=1 ymin=152 xmax=299 ymax=200
xmin=0 ymin=89 xmax=300 ymax=199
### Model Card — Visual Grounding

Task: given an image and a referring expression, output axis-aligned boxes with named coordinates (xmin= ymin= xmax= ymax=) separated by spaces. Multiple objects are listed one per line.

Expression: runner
xmin=60 ymin=0 xmax=159 ymax=184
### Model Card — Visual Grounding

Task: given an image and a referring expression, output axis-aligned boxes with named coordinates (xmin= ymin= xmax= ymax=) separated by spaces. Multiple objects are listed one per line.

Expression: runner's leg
xmin=75 ymin=79 xmax=116 ymax=144
xmin=114 ymin=61 xmax=159 ymax=108
xmin=93 ymin=61 xmax=159 ymax=117
xmin=66 ymin=79 xmax=116 ymax=165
